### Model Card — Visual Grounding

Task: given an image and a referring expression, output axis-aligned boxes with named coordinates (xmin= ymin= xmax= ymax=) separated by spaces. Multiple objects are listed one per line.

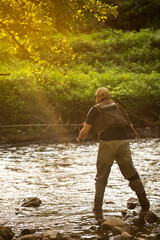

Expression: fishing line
xmin=0 ymin=124 xmax=82 ymax=128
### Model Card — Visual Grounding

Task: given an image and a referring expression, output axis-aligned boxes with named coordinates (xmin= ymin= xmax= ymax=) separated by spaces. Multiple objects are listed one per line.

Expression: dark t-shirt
xmin=85 ymin=106 xmax=99 ymax=125
xmin=86 ymin=99 xmax=115 ymax=125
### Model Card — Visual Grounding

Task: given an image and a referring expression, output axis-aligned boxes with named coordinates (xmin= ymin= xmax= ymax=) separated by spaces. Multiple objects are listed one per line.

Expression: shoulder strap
xmin=95 ymin=102 xmax=117 ymax=112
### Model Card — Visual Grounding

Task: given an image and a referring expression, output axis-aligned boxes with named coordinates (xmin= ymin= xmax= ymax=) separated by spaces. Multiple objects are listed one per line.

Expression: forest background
xmin=0 ymin=0 xmax=160 ymax=143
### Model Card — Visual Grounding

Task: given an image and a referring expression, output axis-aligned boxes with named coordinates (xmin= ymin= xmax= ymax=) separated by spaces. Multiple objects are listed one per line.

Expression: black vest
xmin=92 ymin=101 xmax=128 ymax=139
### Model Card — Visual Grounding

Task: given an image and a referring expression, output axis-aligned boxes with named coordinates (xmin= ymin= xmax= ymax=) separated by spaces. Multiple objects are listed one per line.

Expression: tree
xmin=104 ymin=0 xmax=160 ymax=31
xmin=0 ymin=0 xmax=118 ymax=68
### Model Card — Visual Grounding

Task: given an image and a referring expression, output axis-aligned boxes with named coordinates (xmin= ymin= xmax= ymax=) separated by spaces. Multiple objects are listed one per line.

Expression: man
xmin=76 ymin=87 xmax=150 ymax=220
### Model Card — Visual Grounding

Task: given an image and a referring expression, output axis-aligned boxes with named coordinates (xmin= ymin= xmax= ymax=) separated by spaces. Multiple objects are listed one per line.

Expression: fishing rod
xmin=0 ymin=123 xmax=82 ymax=128
xmin=0 ymin=107 xmax=140 ymax=138
xmin=117 ymin=104 xmax=140 ymax=139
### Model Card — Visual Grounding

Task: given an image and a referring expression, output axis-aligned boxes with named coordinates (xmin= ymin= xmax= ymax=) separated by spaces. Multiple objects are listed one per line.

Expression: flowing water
xmin=0 ymin=139 xmax=159 ymax=239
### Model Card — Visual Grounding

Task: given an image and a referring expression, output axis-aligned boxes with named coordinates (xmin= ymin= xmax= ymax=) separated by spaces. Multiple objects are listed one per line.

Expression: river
xmin=0 ymin=138 xmax=159 ymax=239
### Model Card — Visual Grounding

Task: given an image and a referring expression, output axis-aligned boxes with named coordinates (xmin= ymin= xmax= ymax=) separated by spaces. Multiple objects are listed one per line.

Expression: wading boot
xmin=129 ymin=175 xmax=150 ymax=212
xmin=93 ymin=197 xmax=103 ymax=221
xmin=137 ymin=193 xmax=150 ymax=211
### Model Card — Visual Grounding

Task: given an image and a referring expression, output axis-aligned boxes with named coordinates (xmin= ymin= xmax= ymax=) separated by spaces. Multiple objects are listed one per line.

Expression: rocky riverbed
xmin=0 ymin=139 xmax=159 ymax=240
xmin=0 ymin=197 xmax=159 ymax=240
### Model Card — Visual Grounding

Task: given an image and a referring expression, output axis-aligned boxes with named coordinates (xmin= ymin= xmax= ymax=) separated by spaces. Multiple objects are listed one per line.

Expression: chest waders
xmin=92 ymin=102 xmax=150 ymax=221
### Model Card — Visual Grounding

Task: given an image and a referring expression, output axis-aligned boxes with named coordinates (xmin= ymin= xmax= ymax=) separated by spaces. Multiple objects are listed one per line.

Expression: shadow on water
xmin=0 ymin=139 xmax=159 ymax=239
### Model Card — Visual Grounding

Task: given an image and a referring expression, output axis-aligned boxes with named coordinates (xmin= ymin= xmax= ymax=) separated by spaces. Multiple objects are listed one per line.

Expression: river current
xmin=0 ymin=139 xmax=159 ymax=238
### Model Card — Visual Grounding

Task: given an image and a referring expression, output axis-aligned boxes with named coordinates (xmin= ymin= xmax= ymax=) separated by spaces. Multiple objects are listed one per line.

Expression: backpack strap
xmin=95 ymin=102 xmax=117 ymax=112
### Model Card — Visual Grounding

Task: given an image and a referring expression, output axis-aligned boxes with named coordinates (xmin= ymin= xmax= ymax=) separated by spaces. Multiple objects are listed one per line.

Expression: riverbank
xmin=1 ymin=29 xmax=160 ymax=135
xmin=0 ymin=125 xmax=77 ymax=145
xmin=0 ymin=125 xmax=159 ymax=145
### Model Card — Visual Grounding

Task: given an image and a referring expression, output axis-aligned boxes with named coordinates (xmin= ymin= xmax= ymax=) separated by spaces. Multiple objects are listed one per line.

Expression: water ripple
xmin=0 ymin=139 xmax=159 ymax=237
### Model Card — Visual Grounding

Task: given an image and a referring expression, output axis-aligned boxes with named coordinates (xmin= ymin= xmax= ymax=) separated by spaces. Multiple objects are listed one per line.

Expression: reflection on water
xmin=0 ymin=139 xmax=159 ymax=237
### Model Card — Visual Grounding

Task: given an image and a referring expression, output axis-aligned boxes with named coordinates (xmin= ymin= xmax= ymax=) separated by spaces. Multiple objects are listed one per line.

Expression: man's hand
xmin=76 ymin=137 xmax=83 ymax=143
xmin=76 ymin=122 xmax=92 ymax=143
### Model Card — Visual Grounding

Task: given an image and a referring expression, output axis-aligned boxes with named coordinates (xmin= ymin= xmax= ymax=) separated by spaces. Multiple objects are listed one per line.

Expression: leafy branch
xmin=0 ymin=21 xmax=31 ymax=58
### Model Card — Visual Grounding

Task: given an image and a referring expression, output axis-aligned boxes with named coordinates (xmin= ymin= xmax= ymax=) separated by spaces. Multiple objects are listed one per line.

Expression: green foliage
xmin=0 ymin=28 xmax=160 ymax=127
xmin=70 ymin=28 xmax=160 ymax=74
xmin=31 ymin=67 xmax=159 ymax=125
xmin=0 ymin=77 xmax=38 ymax=124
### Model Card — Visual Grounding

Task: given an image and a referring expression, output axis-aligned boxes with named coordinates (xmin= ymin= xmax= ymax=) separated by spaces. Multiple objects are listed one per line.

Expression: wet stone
xmin=121 ymin=232 xmax=132 ymax=240
xmin=19 ymin=230 xmax=62 ymax=240
xmin=21 ymin=197 xmax=42 ymax=207
xmin=136 ymin=238 xmax=145 ymax=240
xmin=41 ymin=230 xmax=63 ymax=240
xmin=122 ymin=210 xmax=138 ymax=219
xmin=113 ymin=236 xmax=121 ymax=240
xmin=64 ymin=237 xmax=77 ymax=240
xmin=0 ymin=226 xmax=15 ymax=240
xmin=21 ymin=229 xmax=36 ymax=236
xmin=130 ymin=225 xmax=138 ymax=232
xmin=156 ymin=233 xmax=160 ymax=240
xmin=121 ymin=210 xmax=127 ymax=217
xmin=127 ymin=197 xmax=138 ymax=210
xmin=102 ymin=217 xmax=128 ymax=230
xmin=144 ymin=211 xmax=159 ymax=223
xmin=140 ymin=234 xmax=149 ymax=239
xmin=105 ymin=201 xmax=115 ymax=205
xmin=19 ymin=235 xmax=41 ymax=240
xmin=113 ymin=227 xmax=124 ymax=235
xmin=89 ymin=226 xmax=97 ymax=231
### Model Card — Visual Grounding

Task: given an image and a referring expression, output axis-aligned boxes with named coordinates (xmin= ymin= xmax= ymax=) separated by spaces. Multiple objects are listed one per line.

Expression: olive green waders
xmin=93 ymin=140 xmax=150 ymax=220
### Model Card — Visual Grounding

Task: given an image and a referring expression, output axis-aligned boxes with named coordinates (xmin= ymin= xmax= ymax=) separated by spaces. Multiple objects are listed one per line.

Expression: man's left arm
xmin=76 ymin=123 xmax=92 ymax=143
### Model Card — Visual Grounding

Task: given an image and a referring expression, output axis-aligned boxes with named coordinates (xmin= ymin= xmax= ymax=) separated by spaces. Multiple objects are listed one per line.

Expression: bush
xmin=0 ymin=29 xmax=160 ymax=127
xmin=70 ymin=28 xmax=160 ymax=74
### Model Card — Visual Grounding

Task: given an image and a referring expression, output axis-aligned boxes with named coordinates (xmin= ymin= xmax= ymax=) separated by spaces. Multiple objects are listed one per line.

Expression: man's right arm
xmin=76 ymin=106 xmax=99 ymax=143
xmin=76 ymin=123 xmax=92 ymax=143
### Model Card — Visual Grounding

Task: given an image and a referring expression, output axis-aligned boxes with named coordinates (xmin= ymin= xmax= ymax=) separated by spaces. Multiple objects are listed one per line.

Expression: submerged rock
xmin=105 ymin=201 xmax=115 ymax=205
xmin=127 ymin=197 xmax=138 ymax=210
xmin=21 ymin=229 xmax=36 ymax=236
xmin=21 ymin=197 xmax=42 ymax=207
